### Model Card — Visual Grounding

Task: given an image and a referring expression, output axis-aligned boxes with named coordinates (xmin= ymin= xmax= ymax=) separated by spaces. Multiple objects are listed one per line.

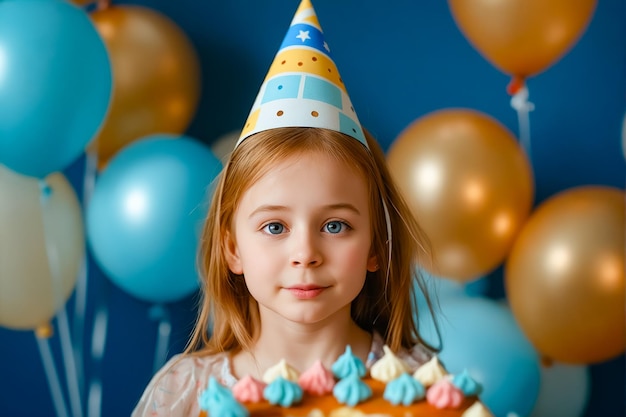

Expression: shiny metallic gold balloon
xmin=387 ymin=109 xmax=534 ymax=281
xmin=505 ymin=186 xmax=625 ymax=364
xmin=448 ymin=0 xmax=596 ymax=79
xmin=89 ymin=6 xmax=201 ymax=168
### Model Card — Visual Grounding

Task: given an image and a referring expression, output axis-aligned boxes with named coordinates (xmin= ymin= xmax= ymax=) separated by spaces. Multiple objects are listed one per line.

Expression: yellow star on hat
xmin=237 ymin=0 xmax=366 ymax=147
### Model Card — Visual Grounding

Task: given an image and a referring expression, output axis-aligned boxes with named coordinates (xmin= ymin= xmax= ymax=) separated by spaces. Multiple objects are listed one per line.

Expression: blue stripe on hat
xmin=262 ymin=75 xmax=301 ymax=103
xmin=280 ymin=23 xmax=331 ymax=57
xmin=303 ymin=76 xmax=342 ymax=108
xmin=339 ymin=113 xmax=366 ymax=145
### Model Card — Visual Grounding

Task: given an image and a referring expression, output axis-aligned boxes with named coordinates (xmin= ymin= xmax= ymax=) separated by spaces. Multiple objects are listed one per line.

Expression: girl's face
xmin=225 ymin=151 xmax=378 ymax=327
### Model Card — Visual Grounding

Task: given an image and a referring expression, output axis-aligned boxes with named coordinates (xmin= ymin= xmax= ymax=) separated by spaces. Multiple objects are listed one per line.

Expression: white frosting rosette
xmin=413 ymin=355 xmax=448 ymax=387
xmin=370 ymin=345 xmax=410 ymax=383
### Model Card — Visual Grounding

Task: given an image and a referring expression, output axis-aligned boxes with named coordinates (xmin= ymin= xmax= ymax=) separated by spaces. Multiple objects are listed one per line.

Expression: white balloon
xmin=0 ymin=165 xmax=84 ymax=329
xmin=530 ymin=363 xmax=591 ymax=417
xmin=210 ymin=129 xmax=240 ymax=163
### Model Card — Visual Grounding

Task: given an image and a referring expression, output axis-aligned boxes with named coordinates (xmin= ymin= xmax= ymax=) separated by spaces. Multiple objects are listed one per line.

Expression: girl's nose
xmin=289 ymin=230 xmax=322 ymax=267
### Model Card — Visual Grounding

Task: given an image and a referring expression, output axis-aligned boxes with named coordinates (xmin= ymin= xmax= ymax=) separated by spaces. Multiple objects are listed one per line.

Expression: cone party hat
xmin=237 ymin=0 xmax=366 ymax=148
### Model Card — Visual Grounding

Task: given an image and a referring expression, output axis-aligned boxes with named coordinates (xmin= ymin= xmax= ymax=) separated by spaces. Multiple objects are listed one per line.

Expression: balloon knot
xmin=148 ymin=304 xmax=169 ymax=321
xmin=96 ymin=0 xmax=112 ymax=11
xmin=35 ymin=323 xmax=54 ymax=339
xmin=510 ymin=85 xmax=535 ymax=113
xmin=540 ymin=356 xmax=554 ymax=368
xmin=38 ymin=179 xmax=53 ymax=201
xmin=506 ymin=77 xmax=525 ymax=96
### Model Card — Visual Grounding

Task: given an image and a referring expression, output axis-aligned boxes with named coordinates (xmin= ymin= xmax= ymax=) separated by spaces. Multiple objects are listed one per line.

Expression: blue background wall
xmin=1 ymin=0 xmax=624 ymax=416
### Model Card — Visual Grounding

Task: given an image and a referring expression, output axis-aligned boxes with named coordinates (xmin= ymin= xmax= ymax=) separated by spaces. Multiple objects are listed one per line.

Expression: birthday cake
xmin=197 ymin=346 xmax=493 ymax=417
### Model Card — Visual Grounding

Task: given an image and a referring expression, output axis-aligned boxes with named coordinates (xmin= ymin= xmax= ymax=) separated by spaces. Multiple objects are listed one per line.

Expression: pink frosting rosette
xmin=426 ymin=378 xmax=464 ymax=409
xmin=298 ymin=360 xmax=336 ymax=395
xmin=232 ymin=375 xmax=267 ymax=403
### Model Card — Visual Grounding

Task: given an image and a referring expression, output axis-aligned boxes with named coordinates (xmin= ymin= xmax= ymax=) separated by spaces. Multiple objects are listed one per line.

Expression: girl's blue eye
xmin=264 ymin=223 xmax=284 ymax=235
xmin=324 ymin=221 xmax=347 ymax=234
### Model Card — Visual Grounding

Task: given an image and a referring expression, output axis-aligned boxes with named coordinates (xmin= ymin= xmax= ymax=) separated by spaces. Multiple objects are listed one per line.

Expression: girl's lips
xmin=285 ymin=285 xmax=327 ymax=299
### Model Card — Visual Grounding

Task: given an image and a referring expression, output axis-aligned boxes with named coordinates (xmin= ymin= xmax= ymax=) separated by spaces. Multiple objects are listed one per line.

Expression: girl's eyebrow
xmin=249 ymin=203 xmax=361 ymax=219
xmin=324 ymin=203 xmax=361 ymax=215
xmin=249 ymin=204 xmax=288 ymax=218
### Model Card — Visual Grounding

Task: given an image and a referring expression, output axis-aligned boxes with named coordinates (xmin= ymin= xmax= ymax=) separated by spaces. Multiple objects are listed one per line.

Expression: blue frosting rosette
xmin=263 ymin=376 xmax=303 ymax=407
xmin=331 ymin=345 xmax=367 ymax=379
xmin=383 ymin=372 xmax=425 ymax=406
xmin=333 ymin=373 xmax=372 ymax=406
xmin=198 ymin=377 xmax=249 ymax=417
xmin=452 ymin=369 xmax=483 ymax=396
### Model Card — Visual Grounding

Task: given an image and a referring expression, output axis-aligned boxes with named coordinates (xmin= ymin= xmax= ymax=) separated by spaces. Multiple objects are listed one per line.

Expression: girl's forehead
xmin=255 ymin=150 xmax=363 ymax=183
xmin=237 ymin=151 xmax=368 ymax=202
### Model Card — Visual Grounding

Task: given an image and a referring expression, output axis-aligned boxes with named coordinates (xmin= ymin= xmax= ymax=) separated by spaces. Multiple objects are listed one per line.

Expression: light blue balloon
xmin=0 ymin=0 xmax=112 ymax=178
xmin=417 ymin=296 xmax=541 ymax=417
xmin=86 ymin=136 xmax=222 ymax=303
xmin=414 ymin=268 xmax=488 ymax=309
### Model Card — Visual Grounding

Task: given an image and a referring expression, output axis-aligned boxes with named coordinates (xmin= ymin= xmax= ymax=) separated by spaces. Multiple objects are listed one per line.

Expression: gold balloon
xmin=89 ymin=6 xmax=201 ymax=168
xmin=448 ymin=0 xmax=596 ymax=79
xmin=0 ymin=166 xmax=84 ymax=330
xmin=505 ymin=186 xmax=625 ymax=364
xmin=387 ymin=109 xmax=534 ymax=281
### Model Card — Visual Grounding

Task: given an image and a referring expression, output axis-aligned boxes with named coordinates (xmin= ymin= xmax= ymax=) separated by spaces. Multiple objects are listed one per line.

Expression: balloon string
xmin=57 ymin=307 xmax=85 ymax=417
xmin=87 ymin=296 xmax=109 ymax=417
xmin=509 ymin=84 xmax=535 ymax=161
xmin=39 ymin=180 xmax=84 ymax=417
xmin=36 ymin=332 xmax=70 ymax=417
xmin=87 ymin=381 xmax=103 ymax=417
xmin=83 ymin=151 xmax=98 ymax=209
xmin=72 ymin=258 xmax=87 ymax=399
xmin=72 ymin=152 xmax=98 ymax=401
xmin=80 ymin=150 xmax=111 ymax=417
xmin=150 ymin=304 xmax=172 ymax=375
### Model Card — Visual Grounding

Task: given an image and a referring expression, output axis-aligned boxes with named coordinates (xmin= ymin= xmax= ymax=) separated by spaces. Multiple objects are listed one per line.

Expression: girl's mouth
xmin=285 ymin=285 xmax=327 ymax=299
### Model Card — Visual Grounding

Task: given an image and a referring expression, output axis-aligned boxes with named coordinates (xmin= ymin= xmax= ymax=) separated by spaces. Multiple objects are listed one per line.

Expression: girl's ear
xmin=224 ymin=231 xmax=243 ymax=275
xmin=366 ymin=253 xmax=379 ymax=272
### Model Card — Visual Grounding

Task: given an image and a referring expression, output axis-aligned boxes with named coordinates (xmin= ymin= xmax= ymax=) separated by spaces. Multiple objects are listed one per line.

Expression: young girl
xmin=131 ymin=126 xmax=439 ymax=416
xmin=132 ymin=1 xmax=439 ymax=416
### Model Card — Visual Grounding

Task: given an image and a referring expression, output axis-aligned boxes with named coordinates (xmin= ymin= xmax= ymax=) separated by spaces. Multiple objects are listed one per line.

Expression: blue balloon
xmin=417 ymin=296 xmax=541 ymax=417
xmin=0 ymin=0 xmax=112 ymax=178
xmin=86 ymin=136 xmax=222 ymax=303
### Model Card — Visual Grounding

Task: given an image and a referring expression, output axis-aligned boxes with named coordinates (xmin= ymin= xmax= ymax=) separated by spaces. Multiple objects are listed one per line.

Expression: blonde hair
xmin=186 ymin=127 xmax=439 ymax=356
